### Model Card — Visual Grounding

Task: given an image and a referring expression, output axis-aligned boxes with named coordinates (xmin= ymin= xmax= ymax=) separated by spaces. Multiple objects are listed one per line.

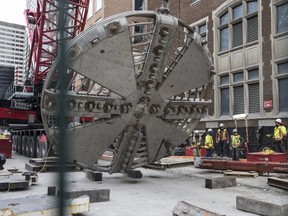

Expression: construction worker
xmin=204 ymin=128 xmax=213 ymax=157
xmin=273 ymin=118 xmax=287 ymax=152
xmin=216 ymin=123 xmax=229 ymax=157
xmin=192 ymin=130 xmax=202 ymax=157
xmin=230 ymin=129 xmax=245 ymax=161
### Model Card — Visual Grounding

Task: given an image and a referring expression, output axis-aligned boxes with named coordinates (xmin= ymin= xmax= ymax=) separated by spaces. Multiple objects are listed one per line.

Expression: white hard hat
xmin=208 ymin=128 xmax=213 ymax=133
xmin=275 ymin=118 xmax=282 ymax=124
xmin=194 ymin=130 xmax=199 ymax=134
xmin=233 ymin=128 xmax=238 ymax=133
xmin=220 ymin=123 xmax=224 ymax=127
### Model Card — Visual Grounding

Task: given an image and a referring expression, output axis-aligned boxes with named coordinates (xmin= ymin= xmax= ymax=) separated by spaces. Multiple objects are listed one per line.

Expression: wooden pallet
xmin=0 ymin=171 xmax=38 ymax=191
xmin=25 ymin=157 xmax=77 ymax=172
xmin=224 ymin=170 xmax=259 ymax=178
xmin=267 ymin=177 xmax=288 ymax=190
xmin=145 ymin=156 xmax=194 ymax=170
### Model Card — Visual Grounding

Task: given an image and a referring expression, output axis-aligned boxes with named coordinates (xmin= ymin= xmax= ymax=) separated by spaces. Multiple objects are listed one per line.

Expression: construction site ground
xmin=1 ymin=153 xmax=288 ymax=216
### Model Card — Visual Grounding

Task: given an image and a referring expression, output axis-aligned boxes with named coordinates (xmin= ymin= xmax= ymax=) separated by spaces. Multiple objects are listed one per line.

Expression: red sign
xmin=264 ymin=100 xmax=273 ymax=109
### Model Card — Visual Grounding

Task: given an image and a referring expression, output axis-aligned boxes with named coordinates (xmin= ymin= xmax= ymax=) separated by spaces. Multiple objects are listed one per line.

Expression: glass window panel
xmin=201 ymin=35 xmax=207 ymax=41
xmin=220 ymin=28 xmax=229 ymax=51
xmin=233 ymin=5 xmax=243 ymax=20
xmin=233 ymin=72 xmax=243 ymax=82
xmin=277 ymin=3 xmax=288 ymax=33
xmin=221 ymin=88 xmax=230 ymax=115
xmin=135 ymin=0 xmax=145 ymax=10
xmin=220 ymin=75 xmax=229 ymax=85
xmin=279 ymin=78 xmax=288 ymax=111
xmin=278 ymin=62 xmax=288 ymax=75
xmin=247 ymin=0 xmax=258 ymax=14
xmin=247 ymin=16 xmax=258 ymax=42
xmin=234 ymin=86 xmax=244 ymax=114
xmin=248 ymin=69 xmax=259 ymax=80
xmin=199 ymin=24 xmax=206 ymax=34
xmin=96 ymin=0 xmax=102 ymax=11
xmin=220 ymin=12 xmax=228 ymax=25
xmin=249 ymin=83 xmax=260 ymax=113
xmin=233 ymin=22 xmax=243 ymax=47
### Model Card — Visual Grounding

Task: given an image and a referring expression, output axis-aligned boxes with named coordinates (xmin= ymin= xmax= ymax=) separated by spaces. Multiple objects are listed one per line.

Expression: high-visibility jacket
xmin=273 ymin=125 xmax=287 ymax=141
xmin=192 ymin=136 xmax=202 ymax=147
xmin=205 ymin=134 xmax=213 ymax=149
xmin=217 ymin=128 xmax=229 ymax=142
xmin=231 ymin=135 xmax=243 ymax=148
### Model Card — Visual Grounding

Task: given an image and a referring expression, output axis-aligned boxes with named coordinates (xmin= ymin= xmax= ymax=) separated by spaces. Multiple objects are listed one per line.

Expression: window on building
xmin=277 ymin=2 xmax=288 ymax=34
xmin=247 ymin=16 xmax=258 ymax=43
xmin=220 ymin=12 xmax=228 ymax=25
xmin=248 ymin=68 xmax=260 ymax=113
xmin=232 ymin=22 xmax=243 ymax=47
xmin=133 ymin=24 xmax=144 ymax=43
xmin=233 ymin=85 xmax=244 ymax=114
xmin=134 ymin=0 xmax=145 ymax=11
xmin=96 ymin=0 xmax=102 ymax=11
xmin=218 ymin=0 xmax=259 ymax=51
xmin=216 ymin=1 xmax=260 ymax=116
xmin=277 ymin=62 xmax=288 ymax=111
xmin=198 ymin=23 xmax=207 ymax=40
xmin=219 ymin=12 xmax=229 ymax=51
xmin=248 ymin=83 xmax=260 ymax=113
xmin=191 ymin=0 xmax=201 ymax=5
xmin=248 ymin=68 xmax=259 ymax=80
xmin=220 ymin=28 xmax=229 ymax=51
xmin=233 ymin=72 xmax=243 ymax=82
xmin=233 ymin=5 xmax=243 ymax=20
xmin=279 ymin=78 xmax=288 ymax=111
xmin=221 ymin=88 xmax=230 ymax=115
xmin=248 ymin=0 xmax=258 ymax=14
xmin=220 ymin=75 xmax=229 ymax=85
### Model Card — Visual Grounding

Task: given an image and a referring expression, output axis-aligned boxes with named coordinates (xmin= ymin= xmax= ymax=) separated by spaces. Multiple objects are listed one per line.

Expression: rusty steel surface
xmin=247 ymin=152 xmax=288 ymax=163
xmin=41 ymin=11 xmax=214 ymax=174
xmin=199 ymin=159 xmax=288 ymax=174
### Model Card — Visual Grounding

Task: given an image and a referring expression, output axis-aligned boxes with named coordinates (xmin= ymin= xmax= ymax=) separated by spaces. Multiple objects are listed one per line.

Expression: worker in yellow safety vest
xmin=273 ymin=118 xmax=287 ymax=152
xmin=216 ymin=123 xmax=229 ymax=157
xmin=204 ymin=128 xmax=214 ymax=157
xmin=230 ymin=129 xmax=245 ymax=161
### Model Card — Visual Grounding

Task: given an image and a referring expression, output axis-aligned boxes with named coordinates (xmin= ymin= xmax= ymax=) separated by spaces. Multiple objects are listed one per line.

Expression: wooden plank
xmin=173 ymin=201 xmax=225 ymax=216
xmin=0 ymin=177 xmax=32 ymax=191
xmin=224 ymin=171 xmax=259 ymax=178
xmin=0 ymin=195 xmax=89 ymax=215
xmin=144 ymin=157 xmax=194 ymax=170
xmin=267 ymin=177 xmax=288 ymax=190
xmin=25 ymin=163 xmax=76 ymax=172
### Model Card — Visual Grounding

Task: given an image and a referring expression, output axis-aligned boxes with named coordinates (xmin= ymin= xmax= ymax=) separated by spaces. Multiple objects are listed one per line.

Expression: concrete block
xmin=61 ymin=188 xmax=110 ymax=203
xmin=85 ymin=170 xmax=102 ymax=181
xmin=47 ymin=186 xmax=57 ymax=196
xmin=172 ymin=201 xmax=224 ymax=216
xmin=127 ymin=170 xmax=143 ymax=179
xmin=205 ymin=176 xmax=236 ymax=189
xmin=237 ymin=196 xmax=288 ymax=216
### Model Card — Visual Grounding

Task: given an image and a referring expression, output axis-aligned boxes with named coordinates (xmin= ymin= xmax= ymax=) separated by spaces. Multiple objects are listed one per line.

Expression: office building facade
xmin=0 ymin=21 xmax=26 ymax=85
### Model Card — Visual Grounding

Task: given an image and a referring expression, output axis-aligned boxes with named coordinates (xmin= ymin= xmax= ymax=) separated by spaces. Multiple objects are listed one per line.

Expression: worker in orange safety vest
xmin=273 ymin=118 xmax=287 ymax=152
xmin=216 ymin=123 xmax=229 ymax=157
xmin=204 ymin=128 xmax=214 ymax=157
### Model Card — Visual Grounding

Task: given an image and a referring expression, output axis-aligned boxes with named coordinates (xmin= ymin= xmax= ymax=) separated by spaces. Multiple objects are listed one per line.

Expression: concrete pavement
xmin=1 ymin=153 xmax=287 ymax=216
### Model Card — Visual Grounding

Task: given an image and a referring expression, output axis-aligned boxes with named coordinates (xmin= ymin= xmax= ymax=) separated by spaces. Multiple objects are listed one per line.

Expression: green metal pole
xmin=58 ymin=0 xmax=68 ymax=215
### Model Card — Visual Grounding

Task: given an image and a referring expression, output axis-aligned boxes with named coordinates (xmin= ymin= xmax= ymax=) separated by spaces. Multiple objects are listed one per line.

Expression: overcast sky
xmin=0 ymin=0 xmax=26 ymax=25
